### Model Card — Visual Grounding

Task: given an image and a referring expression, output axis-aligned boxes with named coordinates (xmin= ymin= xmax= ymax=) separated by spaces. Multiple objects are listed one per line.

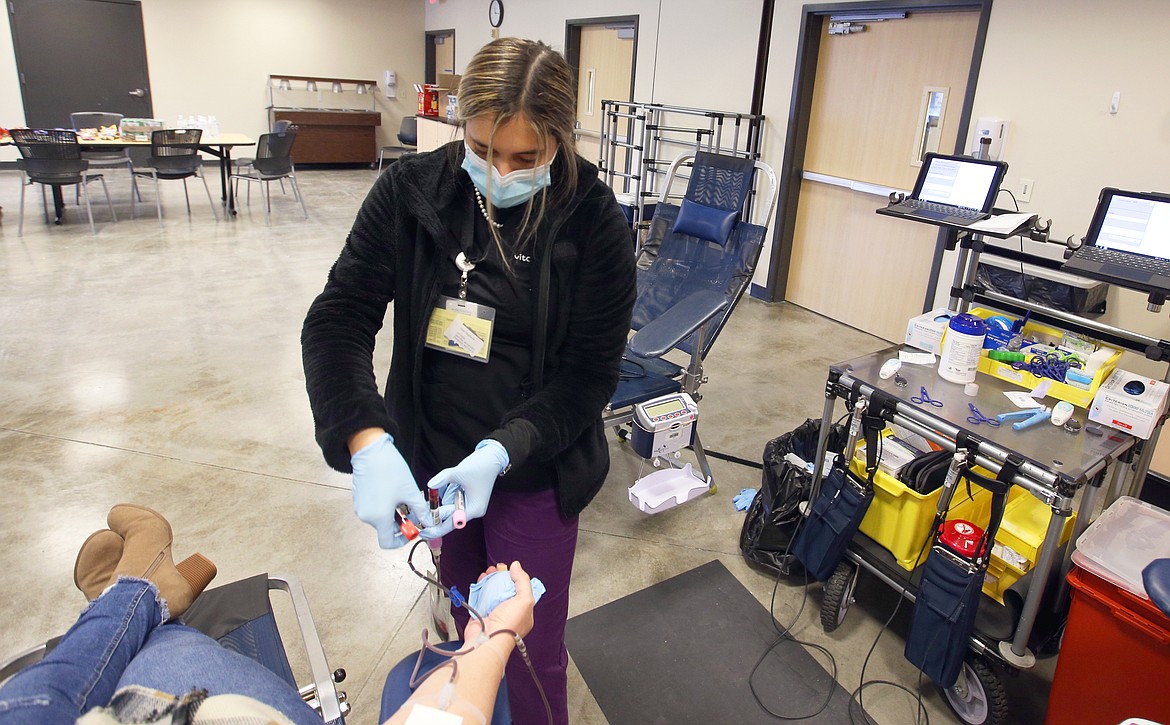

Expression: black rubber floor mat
xmin=565 ymin=559 xmax=864 ymax=724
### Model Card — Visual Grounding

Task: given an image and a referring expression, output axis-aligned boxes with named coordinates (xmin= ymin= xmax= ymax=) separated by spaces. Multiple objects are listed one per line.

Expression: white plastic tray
xmin=1071 ymin=496 xmax=1170 ymax=599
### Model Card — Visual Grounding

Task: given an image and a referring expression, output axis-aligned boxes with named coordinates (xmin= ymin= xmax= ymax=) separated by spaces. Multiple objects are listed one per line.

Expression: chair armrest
xmin=629 ymin=289 xmax=728 ymax=359
xmin=268 ymin=574 xmax=345 ymax=724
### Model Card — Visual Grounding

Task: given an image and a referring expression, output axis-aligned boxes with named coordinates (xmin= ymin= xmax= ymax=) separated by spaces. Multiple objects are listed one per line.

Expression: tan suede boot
xmin=74 ymin=529 xmax=124 ymax=601
xmin=107 ymin=504 xmax=216 ymax=620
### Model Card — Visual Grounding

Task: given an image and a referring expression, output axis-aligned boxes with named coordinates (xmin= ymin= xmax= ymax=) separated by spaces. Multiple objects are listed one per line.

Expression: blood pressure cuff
xmin=898 ymin=449 xmax=952 ymax=495
xmin=792 ymin=464 xmax=873 ymax=581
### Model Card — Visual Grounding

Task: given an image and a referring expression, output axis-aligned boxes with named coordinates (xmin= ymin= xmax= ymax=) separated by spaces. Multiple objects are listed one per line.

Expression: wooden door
xmin=574 ymin=24 xmax=634 ymax=174
xmin=9 ymin=0 xmax=153 ymax=127
xmin=434 ymin=33 xmax=455 ymax=76
xmin=785 ymin=11 xmax=980 ymax=341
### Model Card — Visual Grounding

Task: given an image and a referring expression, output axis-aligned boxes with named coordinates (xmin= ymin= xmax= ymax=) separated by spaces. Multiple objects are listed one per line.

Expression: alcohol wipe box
xmin=1088 ymin=369 xmax=1170 ymax=440
xmin=905 ymin=308 xmax=953 ymax=354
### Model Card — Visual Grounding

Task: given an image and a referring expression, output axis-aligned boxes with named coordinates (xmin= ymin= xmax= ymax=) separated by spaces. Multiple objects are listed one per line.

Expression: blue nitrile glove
xmin=733 ymin=488 xmax=757 ymax=511
xmin=469 ymin=570 xmax=546 ymax=616
xmin=420 ymin=439 xmax=509 ymax=540
xmin=350 ymin=433 xmax=429 ymax=549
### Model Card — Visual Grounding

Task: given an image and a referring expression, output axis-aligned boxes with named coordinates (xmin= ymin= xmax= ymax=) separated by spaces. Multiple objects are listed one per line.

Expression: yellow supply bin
xmin=967 ymin=307 xmax=1120 ymax=409
xmin=850 ymin=435 xmax=1074 ymax=591
xmin=850 ymin=435 xmax=991 ymax=571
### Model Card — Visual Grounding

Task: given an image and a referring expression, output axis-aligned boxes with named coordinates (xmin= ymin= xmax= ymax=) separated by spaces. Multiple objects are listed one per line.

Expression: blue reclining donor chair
xmin=605 ymin=151 xmax=778 ymax=507
xmin=0 ymin=574 xmax=349 ymax=724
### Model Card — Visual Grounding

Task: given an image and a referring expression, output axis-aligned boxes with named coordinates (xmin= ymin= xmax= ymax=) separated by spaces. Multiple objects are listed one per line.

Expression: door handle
xmin=128 ymin=88 xmax=146 ymax=98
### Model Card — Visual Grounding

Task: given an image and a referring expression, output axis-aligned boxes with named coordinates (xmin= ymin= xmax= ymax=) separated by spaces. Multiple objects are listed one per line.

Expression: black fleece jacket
xmin=301 ymin=143 xmax=636 ymax=518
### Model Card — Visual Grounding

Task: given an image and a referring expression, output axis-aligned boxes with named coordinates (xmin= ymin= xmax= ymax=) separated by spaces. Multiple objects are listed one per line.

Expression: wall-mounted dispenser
xmin=969 ymin=117 xmax=1009 ymax=160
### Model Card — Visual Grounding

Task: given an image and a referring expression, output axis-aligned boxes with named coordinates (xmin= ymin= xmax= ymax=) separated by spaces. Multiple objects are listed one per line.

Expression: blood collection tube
xmin=453 ymin=489 xmax=467 ymax=529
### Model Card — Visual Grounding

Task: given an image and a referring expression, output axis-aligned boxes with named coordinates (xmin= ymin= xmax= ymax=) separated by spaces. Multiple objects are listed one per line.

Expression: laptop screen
xmin=916 ymin=154 xmax=1001 ymax=211
xmin=1089 ymin=189 xmax=1170 ymax=260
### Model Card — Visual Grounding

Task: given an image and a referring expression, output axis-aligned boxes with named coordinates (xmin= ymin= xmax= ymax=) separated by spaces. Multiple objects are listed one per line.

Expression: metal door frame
xmin=759 ymin=0 xmax=993 ymax=305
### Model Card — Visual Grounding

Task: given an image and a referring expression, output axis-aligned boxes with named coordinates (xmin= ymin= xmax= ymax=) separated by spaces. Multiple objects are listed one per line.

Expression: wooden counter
xmin=270 ymin=109 xmax=381 ymax=164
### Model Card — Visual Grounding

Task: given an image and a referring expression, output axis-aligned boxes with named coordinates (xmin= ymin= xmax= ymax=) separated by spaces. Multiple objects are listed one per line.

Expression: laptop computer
xmin=882 ymin=152 xmax=1009 ymax=226
xmin=1061 ymin=187 xmax=1170 ymax=294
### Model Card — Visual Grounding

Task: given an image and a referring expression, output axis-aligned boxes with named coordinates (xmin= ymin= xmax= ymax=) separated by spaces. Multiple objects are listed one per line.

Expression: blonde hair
xmin=457 ymin=38 xmax=579 ymax=258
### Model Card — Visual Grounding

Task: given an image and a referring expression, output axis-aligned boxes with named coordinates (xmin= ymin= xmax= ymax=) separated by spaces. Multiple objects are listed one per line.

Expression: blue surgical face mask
xmin=461 ymin=142 xmax=555 ymax=208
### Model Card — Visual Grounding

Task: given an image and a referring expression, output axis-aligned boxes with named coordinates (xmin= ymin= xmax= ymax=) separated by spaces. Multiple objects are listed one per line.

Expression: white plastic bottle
xmin=938 ymin=313 xmax=987 ymax=384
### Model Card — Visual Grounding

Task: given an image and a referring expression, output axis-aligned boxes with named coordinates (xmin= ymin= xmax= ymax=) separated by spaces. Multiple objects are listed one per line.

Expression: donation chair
xmin=11 ymin=128 xmax=117 ymax=236
xmin=0 ymin=573 xmax=350 ymax=724
xmin=133 ymin=128 xmax=220 ymax=227
xmin=377 ymin=116 xmax=418 ymax=173
xmin=70 ymin=111 xmax=141 ymax=203
xmin=230 ymin=129 xmax=308 ymax=220
xmin=603 ymin=151 xmax=778 ymax=490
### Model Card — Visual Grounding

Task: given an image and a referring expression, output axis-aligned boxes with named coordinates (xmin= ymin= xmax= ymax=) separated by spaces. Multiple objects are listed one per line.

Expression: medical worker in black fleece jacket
xmin=301 ymin=38 xmax=635 ymax=724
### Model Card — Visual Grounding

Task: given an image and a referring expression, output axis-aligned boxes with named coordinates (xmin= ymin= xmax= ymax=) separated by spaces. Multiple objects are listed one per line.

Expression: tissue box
xmin=1088 ymin=370 xmax=1170 ymax=440
xmin=905 ymin=308 xmax=952 ymax=354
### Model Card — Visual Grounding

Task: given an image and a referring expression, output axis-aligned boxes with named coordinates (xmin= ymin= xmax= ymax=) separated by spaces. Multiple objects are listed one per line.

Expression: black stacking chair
xmin=133 ymin=128 xmax=220 ymax=227
xmin=377 ymin=116 xmax=418 ymax=173
xmin=70 ymin=111 xmax=140 ymax=203
xmin=236 ymin=120 xmax=295 ymax=193
xmin=230 ymin=129 xmax=307 ymax=219
xmin=11 ymin=128 xmax=116 ymax=236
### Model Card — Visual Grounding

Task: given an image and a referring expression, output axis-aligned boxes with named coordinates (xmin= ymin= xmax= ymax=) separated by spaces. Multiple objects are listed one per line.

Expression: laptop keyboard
xmin=1079 ymin=245 xmax=1170 ymax=276
xmin=900 ymin=199 xmax=984 ymax=220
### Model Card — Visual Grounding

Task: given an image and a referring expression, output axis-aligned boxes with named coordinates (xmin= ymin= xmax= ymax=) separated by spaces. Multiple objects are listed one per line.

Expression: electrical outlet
xmin=1019 ymin=178 xmax=1034 ymax=203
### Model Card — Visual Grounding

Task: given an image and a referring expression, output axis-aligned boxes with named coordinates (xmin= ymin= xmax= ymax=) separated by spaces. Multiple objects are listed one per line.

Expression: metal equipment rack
xmin=807 ymin=207 xmax=1170 ymax=724
xmin=597 ymin=101 xmax=765 ymax=239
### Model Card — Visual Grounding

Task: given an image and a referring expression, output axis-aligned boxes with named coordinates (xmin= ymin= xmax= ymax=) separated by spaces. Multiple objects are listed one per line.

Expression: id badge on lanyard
xmin=424 ymin=244 xmax=497 ymax=363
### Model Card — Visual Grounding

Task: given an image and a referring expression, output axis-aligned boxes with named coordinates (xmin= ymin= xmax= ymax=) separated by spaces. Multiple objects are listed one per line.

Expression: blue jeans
xmin=0 ymin=578 xmax=320 ymax=725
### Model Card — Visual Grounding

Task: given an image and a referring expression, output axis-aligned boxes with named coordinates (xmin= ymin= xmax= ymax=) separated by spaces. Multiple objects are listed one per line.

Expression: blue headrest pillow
xmin=672 ymin=198 xmax=737 ymax=246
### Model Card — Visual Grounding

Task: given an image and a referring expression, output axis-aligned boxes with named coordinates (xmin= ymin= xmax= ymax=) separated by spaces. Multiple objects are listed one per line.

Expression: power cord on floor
xmin=847 ymin=533 xmax=931 ymax=725
xmin=748 ymin=544 xmax=840 ymax=719
xmin=746 ymin=415 xmax=855 ymax=720
xmin=745 ymin=421 xmax=930 ymax=724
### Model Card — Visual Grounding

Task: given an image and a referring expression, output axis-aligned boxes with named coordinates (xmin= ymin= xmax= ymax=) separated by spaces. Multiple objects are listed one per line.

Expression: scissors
xmin=911 ymin=386 xmax=943 ymax=407
xmin=966 ymin=403 xmax=1001 ymax=427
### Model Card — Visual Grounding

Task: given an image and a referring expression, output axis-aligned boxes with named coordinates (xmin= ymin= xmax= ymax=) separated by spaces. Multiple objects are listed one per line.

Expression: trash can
xmin=1045 ymin=497 xmax=1170 ymax=724
xmin=739 ymin=418 xmax=846 ymax=576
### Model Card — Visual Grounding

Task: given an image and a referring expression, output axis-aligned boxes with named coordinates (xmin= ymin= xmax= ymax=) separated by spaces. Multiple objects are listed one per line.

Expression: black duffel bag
xmin=739 ymin=418 xmax=847 ymax=576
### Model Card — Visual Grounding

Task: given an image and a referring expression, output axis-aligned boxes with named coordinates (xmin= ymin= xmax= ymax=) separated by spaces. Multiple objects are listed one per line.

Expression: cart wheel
xmin=820 ymin=561 xmax=858 ymax=632
xmin=942 ymin=656 xmax=1008 ymax=725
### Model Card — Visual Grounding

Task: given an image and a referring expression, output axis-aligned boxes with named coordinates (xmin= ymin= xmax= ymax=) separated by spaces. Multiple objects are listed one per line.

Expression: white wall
xmin=1 ymin=0 xmax=426 ymax=161
xmin=423 ymin=0 xmax=761 ymax=114
xmin=964 ymin=0 xmax=1170 ymax=376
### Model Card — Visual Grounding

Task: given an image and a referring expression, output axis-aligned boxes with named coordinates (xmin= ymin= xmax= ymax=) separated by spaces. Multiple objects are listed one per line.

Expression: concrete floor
xmin=0 ymin=166 xmax=1052 ymax=723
